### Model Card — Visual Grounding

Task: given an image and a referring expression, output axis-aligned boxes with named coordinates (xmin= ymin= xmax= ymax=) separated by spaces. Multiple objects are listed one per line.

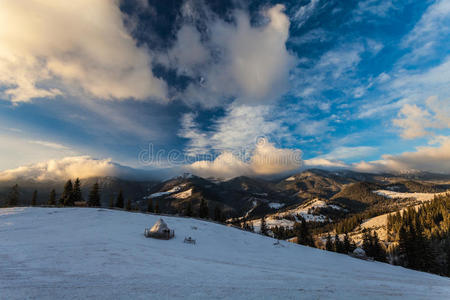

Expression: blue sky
xmin=0 ymin=0 xmax=449 ymax=179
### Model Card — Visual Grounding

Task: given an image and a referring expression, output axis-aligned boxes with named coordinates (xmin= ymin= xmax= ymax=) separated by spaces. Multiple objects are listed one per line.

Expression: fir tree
xmin=185 ymin=200 xmax=192 ymax=217
xmin=343 ymin=233 xmax=352 ymax=253
xmin=109 ymin=196 xmax=114 ymax=208
xmin=115 ymin=190 xmax=124 ymax=208
xmin=126 ymin=199 xmax=131 ymax=211
xmin=147 ymin=199 xmax=153 ymax=213
xmin=199 ymin=199 xmax=208 ymax=218
xmin=154 ymin=201 xmax=160 ymax=214
xmin=325 ymin=233 xmax=334 ymax=251
xmin=370 ymin=231 xmax=386 ymax=262
xmin=48 ymin=189 xmax=56 ymax=206
xmin=61 ymin=180 xmax=74 ymax=206
xmin=8 ymin=184 xmax=19 ymax=207
xmin=214 ymin=205 xmax=222 ymax=222
xmin=72 ymin=178 xmax=82 ymax=203
xmin=296 ymin=218 xmax=314 ymax=247
xmin=334 ymin=234 xmax=345 ymax=253
xmin=260 ymin=216 xmax=268 ymax=236
xmin=88 ymin=183 xmax=101 ymax=207
xmin=31 ymin=190 xmax=37 ymax=206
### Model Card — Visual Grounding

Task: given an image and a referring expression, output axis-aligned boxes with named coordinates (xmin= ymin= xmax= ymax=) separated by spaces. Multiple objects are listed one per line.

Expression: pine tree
xmin=154 ymin=201 xmax=160 ymax=214
xmin=48 ymin=189 xmax=56 ymax=206
xmin=343 ymin=233 xmax=352 ymax=253
xmin=199 ymin=199 xmax=208 ymax=218
xmin=88 ymin=183 xmax=101 ymax=207
xmin=185 ymin=200 xmax=192 ymax=217
xmin=115 ymin=190 xmax=124 ymax=208
xmin=126 ymin=199 xmax=131 ymax=211
xmin=147 ymin=199 xmax=153 ymax=213
xmin=334 ymin=234 xmax=345 ymax=253
xmin=31 ymin=190 xmax=37 ymax=206
xmin=260 ymin=216 xmax=268 ymax=236
xmin=61 ymin=180 xmax=74 ymax=206
xmin=296 ymin=218 xmax=314 ymax=247
xmin=7 ymin=184 xmax=19 ymax=207
xmin=109 ymin=197 xmax=114 ymax=208
xmin=72 ymin=178 xmax=82 ymax=203
xmin=371 ymin=231 xmax=386 ymax=262
xmin=362 ymin=229 xmax=372 ymax=256
xmin=325 ymin=233 xmax=333 ymax=251
xmin=214 ymin=205 xmax=222 ymax=222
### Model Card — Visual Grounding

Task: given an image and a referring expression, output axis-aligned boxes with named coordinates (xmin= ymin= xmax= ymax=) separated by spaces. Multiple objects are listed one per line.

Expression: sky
xmin=0 ymin=0 xmax=449 ymax=180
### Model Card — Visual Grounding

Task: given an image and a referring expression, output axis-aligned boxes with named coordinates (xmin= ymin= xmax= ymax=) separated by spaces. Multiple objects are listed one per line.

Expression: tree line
xmin=386 ymin=193 xmax=450 ymax=276
xmin=3 ymin=181 xmax=227 ymax=223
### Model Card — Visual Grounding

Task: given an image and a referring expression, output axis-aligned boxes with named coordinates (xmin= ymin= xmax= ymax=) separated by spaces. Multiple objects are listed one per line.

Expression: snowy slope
xmin=1 ymin=207 xmax=449 ymax=300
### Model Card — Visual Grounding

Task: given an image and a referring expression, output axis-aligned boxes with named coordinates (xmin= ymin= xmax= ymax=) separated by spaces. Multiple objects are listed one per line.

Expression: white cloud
xmin=303 ymin=158 xmax=348 ymax=168
xmin=352 ymin=136 xmax=450 ymax=174
xmin=187 ymin=152 xmax=252 ymax=179
xmin=393 ymin=96 xmax=450 ymax=139
xmin=179 ymin=105 xmax=285 ymax=155
xmin=291 ymin=0 xmax=320 ymax=28
xmin=172 ymin=4 xmax=297 ymax=106
xmin=28 ymin=140 xmax=69 ymax=150
xmin=0 ymin=156 xmax=122 ymax=181
xmin=321 ymin=146 xmax=377 ymax=161
xmin=0 ymin=0 xmax=167 ymax=103
xmin=187 ymin=139 xmax=302 ymax=179
xmin=353 ymin=0 xmax=395 ymax=20
xmin=403 ymin=0 xmax=450 ymax=49
xmin=296 ymin=119 xmax=332 ymax=136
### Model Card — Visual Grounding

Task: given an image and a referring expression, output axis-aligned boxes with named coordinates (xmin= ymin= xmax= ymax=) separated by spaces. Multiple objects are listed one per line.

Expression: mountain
xmin=2 ymin=169 xmax=447 ymax=219
xmin=1 ymin=207 xmax=449 ymax=299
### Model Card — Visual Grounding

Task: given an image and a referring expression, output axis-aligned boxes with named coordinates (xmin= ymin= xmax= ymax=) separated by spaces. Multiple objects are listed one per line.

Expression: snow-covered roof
xmin=150 ymin=219 xmax=170 ymax=233
xmin=353 ymin=247 xmax=366 ymax=256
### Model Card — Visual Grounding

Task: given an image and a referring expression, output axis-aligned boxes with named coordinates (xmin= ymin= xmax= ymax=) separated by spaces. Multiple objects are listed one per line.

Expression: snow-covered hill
xmin=1 ymin=207 xmax=449 ymax=299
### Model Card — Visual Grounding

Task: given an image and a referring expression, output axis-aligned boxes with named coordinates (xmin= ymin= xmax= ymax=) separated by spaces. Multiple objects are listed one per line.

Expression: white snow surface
xmin=171 ymin=188 xmax=193 ymax=199
xmin=268 ymin=202 xmax=285 ymax=209
xmin=146 ymin=184 xmax=186 ymax=198
xmin=1 ymin=207 xmax=449 ymax=299
xmin=373 ymin=190 xmax=447 ymax=202
xmin=285 ymin=176 xmax=296 ymax=181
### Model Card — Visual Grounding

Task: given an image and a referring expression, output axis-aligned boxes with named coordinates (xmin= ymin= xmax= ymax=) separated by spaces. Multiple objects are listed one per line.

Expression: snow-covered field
xmin=1 ymin=207 xmax=449 ymax=299
xmin=373 ymin=190 xmax=447 ymax=202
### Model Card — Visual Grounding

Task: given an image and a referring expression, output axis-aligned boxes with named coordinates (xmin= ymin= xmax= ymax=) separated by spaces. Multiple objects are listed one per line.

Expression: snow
xmin=146 ymin=184 xmax=186 ymax=198
xmin=171 ymin=188 xmax=193 ymax=199
xmin=373 ymin=190 xmax=447 ymax=202
xmin=248 ymin=199 xmax=346 ymax=231
xmin=1 ymin=207 xmax=449 ymax=299
xmin=285 ymin=176 xmax=296 ymax=181
xmin=268 ymin=202 xmax=285 ymax=209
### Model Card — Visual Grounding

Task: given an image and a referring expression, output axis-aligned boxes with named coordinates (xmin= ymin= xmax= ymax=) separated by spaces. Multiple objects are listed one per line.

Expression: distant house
xmin=353 ymin=247 xmax=366 ymax=257
xmin=145 ymin=218 xmax=174 ymax=240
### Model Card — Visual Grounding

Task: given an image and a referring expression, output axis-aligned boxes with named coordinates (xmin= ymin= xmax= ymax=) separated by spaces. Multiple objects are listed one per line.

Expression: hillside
xmin=1 ymin=207 xmax=449 ymax=299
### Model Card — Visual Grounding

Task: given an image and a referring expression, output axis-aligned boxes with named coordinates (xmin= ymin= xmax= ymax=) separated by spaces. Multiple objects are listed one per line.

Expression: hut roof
xmin=150 ymin=218 xmax=169 ymax=233
xmin=353 ymin=247 xmax=366 ymax=256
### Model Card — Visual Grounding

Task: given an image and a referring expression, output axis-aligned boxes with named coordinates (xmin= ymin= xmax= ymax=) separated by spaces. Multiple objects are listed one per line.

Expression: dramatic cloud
xmin=353 ymin=137 xmax=450 ymax=174
xmin=179 ymin=105 xmax=285 ymax=155
xmin=172 ymin=4 xmax=297 ymax=106
xmin=0 ymin=155 xmax=160 ymax=181
xmin=0 ymin=156 xmax=120 ymax=181
xmin=187 ymin=139 xmax=302 ymax=179
xmin=0 ymin=0 xmax=167 ymax=103
xmin=393 ymin=96 xmax=450 ymax=139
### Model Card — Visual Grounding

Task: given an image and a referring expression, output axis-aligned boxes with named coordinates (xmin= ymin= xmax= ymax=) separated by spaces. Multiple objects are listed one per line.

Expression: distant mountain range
xmin=1 ymin=169 xmax=449 ymax=221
